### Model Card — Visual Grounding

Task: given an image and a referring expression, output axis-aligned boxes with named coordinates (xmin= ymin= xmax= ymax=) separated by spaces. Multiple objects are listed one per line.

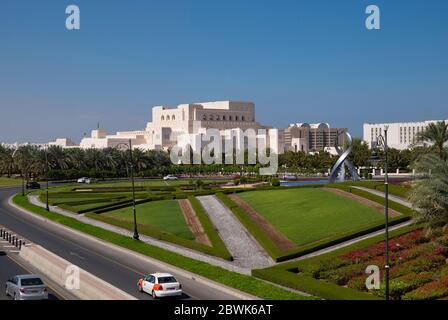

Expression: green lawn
xmin=0 ymin=177 xmax=22 ymax=187
xmin=237 ymin=188 xmax=385 ymax=246
xmin=103 ymin=199 xmax=194 ymax=240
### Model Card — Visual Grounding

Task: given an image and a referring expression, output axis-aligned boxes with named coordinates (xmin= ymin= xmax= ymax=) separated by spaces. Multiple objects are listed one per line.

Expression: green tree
xmin=409 ymin=154 xmax=448 ymax=228
xmin=416 ymin=121 xmax=448 ymax=160
xmin=349 ymin=138 xmax=371 ymax=167
xmin=0 ymin=145 xmax=16 ymax=177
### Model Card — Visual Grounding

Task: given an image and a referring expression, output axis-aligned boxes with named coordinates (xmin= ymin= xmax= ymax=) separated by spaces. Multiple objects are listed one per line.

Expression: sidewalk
xmin=352 ymin=186 xmax=412 ymax=208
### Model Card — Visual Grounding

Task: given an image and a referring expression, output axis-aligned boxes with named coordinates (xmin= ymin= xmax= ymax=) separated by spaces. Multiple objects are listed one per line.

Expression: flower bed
xmin=312 ymin=228 xmax=448 ymax=300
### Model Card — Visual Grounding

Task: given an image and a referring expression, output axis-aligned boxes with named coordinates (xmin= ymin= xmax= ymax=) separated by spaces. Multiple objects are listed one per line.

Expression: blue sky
xmin=0 ymin=0 xmax=447 ymax=143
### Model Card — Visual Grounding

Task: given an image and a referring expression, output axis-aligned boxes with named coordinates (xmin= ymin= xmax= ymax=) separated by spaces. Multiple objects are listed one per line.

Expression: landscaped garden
xmin=37 ymin=179 xmax=233 ymax=260
xmin=102 ymin=199 xmax=195 ymax=240
xmin=217 ymin=184 xmax=413 ymax=262
xmin=253 ymin=224 xmax=448 ymax=300
xmin=236 ymin=188 xmax=386 ymax=246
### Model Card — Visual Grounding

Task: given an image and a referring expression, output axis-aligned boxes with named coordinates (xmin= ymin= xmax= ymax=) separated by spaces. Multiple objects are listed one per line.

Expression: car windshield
xmin=158 ymin=276 xmax=177 ymax=284
xmin=21 ymin=278 xmax=44 ymax=286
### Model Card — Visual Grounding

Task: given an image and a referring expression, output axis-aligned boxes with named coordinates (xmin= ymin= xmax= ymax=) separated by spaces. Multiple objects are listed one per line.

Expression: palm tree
xmin=0 ymin=145 xmax=16 ymax=177
xmin=408 ymin=154 xmax=448 ymax=228
xmin=66 ymin=148 xmax=86 ymax=171
xmin=416 ymin=121 xmax=448 ymax=160
xmin=13 ymin=145 xmax=40 ymax=181
xmin=47 ymin=146 xmax=70 ymax=170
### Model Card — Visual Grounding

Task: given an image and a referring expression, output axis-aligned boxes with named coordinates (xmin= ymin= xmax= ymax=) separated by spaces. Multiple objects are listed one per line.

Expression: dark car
xmin=26 ymin=181 xmax=41 ymax=189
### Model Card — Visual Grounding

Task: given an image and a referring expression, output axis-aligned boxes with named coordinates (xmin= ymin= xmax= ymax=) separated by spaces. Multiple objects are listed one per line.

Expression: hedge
xmin=252 ymin=268 xmax=376 ymax=300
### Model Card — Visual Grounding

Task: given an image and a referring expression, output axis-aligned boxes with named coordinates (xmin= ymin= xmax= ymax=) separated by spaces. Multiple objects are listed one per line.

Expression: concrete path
xmin=290 ymin=220 xmax=413 ymax=262
xmin=352 ymin=186 xmax=412 ymax=208
xmin=28 ymin=195 xmax=249 ymax=275
xmin=197 ymin=195 xmax=274 ymax=269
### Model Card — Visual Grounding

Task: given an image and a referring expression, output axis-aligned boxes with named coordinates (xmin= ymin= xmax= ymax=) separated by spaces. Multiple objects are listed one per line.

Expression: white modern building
xmin=47 ymin=100 xmax=346 ymax=155
xmin=363 ymin=119 xmax=448 ymax=150
xmin=50 ymin=101 xmax=282 ymax=153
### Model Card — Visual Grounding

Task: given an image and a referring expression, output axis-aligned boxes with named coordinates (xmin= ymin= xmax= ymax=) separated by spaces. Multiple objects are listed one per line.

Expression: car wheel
xmin=14 ymin=293 xmax=18 ymax=300
xmin=152 ymin=290 xmax=157 ymax=299
xmin=138 ymin=285 xmax=143 ymax=293
xmin=5 ymin=286 xmax=9 ymax=297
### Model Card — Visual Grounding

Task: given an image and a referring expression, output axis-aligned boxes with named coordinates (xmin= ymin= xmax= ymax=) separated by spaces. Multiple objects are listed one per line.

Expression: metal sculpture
xmin=329 ymin=131 xmax=361 ymax=183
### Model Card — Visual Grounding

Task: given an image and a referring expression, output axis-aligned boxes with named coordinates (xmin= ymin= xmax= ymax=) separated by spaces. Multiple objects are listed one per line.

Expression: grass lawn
xmin=237 ymin=188 xmax=385 ymax=246
xmin=0 ymin=177 xmax=22 ymax=187
xmin=103 ymin=199 xmax=194 ymax=240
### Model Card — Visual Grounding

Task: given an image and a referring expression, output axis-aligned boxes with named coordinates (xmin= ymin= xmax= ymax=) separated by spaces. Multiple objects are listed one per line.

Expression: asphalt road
xmin=0 ymin=187 xmax=241 ymax=300
xmin=0 ymin=249 xmax=60 ymax=300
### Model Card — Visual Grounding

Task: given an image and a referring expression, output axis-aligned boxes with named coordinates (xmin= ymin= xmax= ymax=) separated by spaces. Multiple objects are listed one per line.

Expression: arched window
xmin=209 ymin=115 xmax=214 ymax=121
xmin=216 ymin=115 xmax=220 ymax=121
xmin=202 ymin=115 xmax=206 ymax=120
xmin=229 ymin=115 xmax=232 ymax=121
xmin=172 ymin=115 xmax=175 ymax=120
xmin=241 ymin=116 xmax=245 ymax=121
xmin=222 ymin=115 xmax=226 ymax=121
xmin=235 ymin=116 xmax=239 ymax=121
xmin=161 ymin=115 xmax=165 ymax=121
xmin=166 ymin=115 xmax=170 ymax=120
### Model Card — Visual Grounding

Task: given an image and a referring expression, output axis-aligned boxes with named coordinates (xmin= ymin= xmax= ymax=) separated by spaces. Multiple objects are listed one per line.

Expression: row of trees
xmin=1 ymin=121 xmax=447 ymax=182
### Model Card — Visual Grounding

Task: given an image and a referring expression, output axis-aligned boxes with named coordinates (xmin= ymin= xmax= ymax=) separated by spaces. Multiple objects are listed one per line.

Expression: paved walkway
xmin=28 ymin=195 xmax=249 ymax=275
xmin=352 ymin=186 xmax=412 ymax=208
xmin=290 ymin=220 xmax=413 ymax=262
xmin=197 ymin=195 xmax=274 ymax=269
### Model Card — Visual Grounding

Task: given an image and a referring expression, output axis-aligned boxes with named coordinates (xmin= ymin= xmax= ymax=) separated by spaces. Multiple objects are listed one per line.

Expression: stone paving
xmin=197 ymin=195 xmax=274 ymax=269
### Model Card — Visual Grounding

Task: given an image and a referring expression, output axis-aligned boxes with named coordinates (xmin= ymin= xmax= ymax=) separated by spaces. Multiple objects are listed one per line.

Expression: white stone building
xmin=363 ymin=120 xmax=448 ymax=150
xmin=50 ymin=101 xmax=282 ymax=153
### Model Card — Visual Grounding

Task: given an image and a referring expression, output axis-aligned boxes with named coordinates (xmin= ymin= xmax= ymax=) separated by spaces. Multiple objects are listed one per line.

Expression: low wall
xmin=19 ymin=244 xmax=136 ymax=300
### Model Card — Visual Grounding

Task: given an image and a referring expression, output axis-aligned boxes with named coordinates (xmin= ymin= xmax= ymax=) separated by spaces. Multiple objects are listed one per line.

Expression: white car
xmin=137 ymin=273 xmax=182 ymax=298
xmin=163 ymin=175 xmax=178 ymax=181
xmin=77 ymin=177 xmax=87 ymax=183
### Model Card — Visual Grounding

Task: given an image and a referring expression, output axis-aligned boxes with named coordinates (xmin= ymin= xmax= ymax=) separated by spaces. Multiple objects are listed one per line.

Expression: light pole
xmin=375 ymin=126 xmax=390 ymax=300
xmin=43 ymin=147 xmax=49 ymax=211
xmin=117 ymin=139 xmax=139 ymax=241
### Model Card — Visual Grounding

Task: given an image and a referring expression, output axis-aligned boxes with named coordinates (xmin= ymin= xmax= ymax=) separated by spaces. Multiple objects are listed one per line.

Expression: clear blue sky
xmin=1 ymin=0 xmax=447 ymax=143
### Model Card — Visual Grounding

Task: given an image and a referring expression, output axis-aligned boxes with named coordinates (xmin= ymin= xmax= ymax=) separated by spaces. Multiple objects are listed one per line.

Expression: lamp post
xmin=374 ymin=126 xmax=390 ymax=300
xmin=117 ymin=139 xmax=139 ymax=241
xmin=43 ymin=147 xmax=49 ymax=211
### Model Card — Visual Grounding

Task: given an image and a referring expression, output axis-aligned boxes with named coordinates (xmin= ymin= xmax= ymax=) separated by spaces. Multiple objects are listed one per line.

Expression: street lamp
xmin=372 ymin=126 xmax=390 ymax=300
xmin=42 ymin=146 xmax=50 ymax=211
xmin=116 ymin=139 xmax=139 ymax=241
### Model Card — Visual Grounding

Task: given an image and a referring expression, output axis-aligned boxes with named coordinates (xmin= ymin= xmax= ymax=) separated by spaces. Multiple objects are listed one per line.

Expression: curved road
xmin=0 ymin=187 xmax=241 ymax=300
